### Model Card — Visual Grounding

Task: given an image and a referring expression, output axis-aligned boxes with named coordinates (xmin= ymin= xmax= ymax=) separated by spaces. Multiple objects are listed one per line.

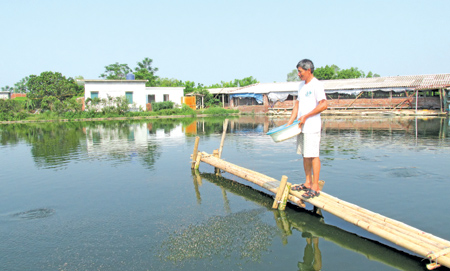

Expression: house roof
xmin=323 ymin=74 xmax=450 ymax=91
xmin=216 ymin=74 xmax=450 ymax=95
xmin=81 ymin=80 xmax=148 ymax=83
xmin=206 ymin=87 xmax=240 ymax=94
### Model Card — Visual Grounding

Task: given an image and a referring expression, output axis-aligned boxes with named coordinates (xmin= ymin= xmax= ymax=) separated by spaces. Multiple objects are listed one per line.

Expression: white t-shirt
xmin=297 ymin=77 xmax=326 ymax=133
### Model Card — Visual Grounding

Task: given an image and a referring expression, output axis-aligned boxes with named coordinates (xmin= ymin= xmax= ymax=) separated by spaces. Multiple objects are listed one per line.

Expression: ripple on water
xmin=386 ymin=167 xmax=421 ymax=178
xmin=10 ymin=208 xmax=55 ymax=220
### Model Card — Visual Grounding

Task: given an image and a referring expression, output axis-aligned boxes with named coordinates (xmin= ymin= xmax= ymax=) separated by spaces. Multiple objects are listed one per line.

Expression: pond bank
xmin=1 ymin=109 xmax=447 ymax=125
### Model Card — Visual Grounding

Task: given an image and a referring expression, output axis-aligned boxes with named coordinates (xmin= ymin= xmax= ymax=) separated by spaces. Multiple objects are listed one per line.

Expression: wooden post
xmin=213 ymin=149 xmax=220 ymax=174
xmin=194 ymin=152 xmax=202 ymax=170
xmin=191 ymin=136 xmax=200 ymax=169
xmin=272 ymin=175 xmax=288 ymax=209
xmin=218 ymin=119 xmax=229 ymax=158
xmin=278 ymin=182 xmax=291 ymax=211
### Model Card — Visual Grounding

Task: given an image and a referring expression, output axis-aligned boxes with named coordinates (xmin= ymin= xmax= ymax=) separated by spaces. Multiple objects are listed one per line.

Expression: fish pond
xmin=1 ymin=115 xmax=450 ymax=271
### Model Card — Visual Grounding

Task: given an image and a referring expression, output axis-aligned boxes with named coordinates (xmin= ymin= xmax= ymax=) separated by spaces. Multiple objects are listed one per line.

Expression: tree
xmin=366 ymin=71 xmax=380 ymax=78
xmin=208 ymin=76 xmax=259 ymax=88
xmin=99 ymin=62 xmax=132 ymax=79
xmin=155 ymin=77 xmax=184 ymax=87
xmin=314 ymin=65 xmax=339 ymax=80
xmin=1 ymin=85 xmax=14 ymax=93
xmin=337 ymin=67 xmax=364 ymax=79
xmin=134 ymin=57 xmax=159 ymax=87
xmin=287 ymin=69 xmax=300 ymax=82
xmin=13 ymin=77 xmax=29 ymax=93
xmin=26 ymin=71 xmax=79 ymax=108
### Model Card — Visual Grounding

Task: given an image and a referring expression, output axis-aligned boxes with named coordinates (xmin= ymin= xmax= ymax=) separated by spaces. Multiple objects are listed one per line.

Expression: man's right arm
xmin=287 ymin=100 xmax=299 ymax=126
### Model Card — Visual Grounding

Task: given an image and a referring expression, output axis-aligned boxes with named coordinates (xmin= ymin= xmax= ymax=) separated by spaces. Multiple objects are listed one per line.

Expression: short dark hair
xmin=296 ymin=59 xmax=314 ymax=74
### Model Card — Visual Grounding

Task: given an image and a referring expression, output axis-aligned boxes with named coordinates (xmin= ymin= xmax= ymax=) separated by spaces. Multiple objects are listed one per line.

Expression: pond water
xmin=1 ymin=116 xmax=450 ymax=271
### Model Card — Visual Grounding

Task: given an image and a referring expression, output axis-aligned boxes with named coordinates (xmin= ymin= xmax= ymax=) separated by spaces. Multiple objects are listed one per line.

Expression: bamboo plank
xmin=323 ymin=193 xmax=450 ymax=248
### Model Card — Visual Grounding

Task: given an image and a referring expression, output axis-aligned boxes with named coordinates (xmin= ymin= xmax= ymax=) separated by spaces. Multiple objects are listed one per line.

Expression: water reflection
xmin=190 ymin=171 xmax=429 ymax=271
xmin=1 ymin=116 xmax=447 ymax=170
xmin=298 ymin=232 xmax=322 ymax=271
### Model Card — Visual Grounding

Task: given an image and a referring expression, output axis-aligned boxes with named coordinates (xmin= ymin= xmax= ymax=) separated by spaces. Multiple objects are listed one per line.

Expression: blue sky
xmin=1 ymin=0 xmax=449 ymax=88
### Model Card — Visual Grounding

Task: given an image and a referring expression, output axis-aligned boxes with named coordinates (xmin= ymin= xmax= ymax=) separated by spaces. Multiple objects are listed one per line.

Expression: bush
xmin=152 ymin=101 xmax=174 ymax=111
xmin=0 ymin=99 xmax=22 ymax=113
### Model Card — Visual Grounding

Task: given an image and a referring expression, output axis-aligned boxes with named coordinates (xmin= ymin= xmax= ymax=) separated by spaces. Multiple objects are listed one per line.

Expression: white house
xmin=0 ymin=91 xmax=11 ymax=99
xmin=83 ymin=80 xmax=185 ymax=110
xmin=145 ymin=87 xmax=184 ymax=106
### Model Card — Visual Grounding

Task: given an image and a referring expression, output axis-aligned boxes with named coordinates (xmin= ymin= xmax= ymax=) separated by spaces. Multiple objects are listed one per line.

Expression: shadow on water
xmin=181 ymin=170 xmax=439 ymax=271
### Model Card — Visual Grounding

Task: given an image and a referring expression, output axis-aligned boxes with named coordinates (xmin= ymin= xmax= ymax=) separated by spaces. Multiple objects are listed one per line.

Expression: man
xmin=287 ymin=59 xmax=327 ymax=199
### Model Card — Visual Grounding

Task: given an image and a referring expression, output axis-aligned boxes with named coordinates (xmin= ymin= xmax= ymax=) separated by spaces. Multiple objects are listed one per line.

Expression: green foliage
xmin=198 ymin=106 xmax=239 ymax=115
xmin=134 ymin=58 xmax=159 ymax=87
xmin=366 ymin=71 xmax=380 ymax=78
xmin=155 ymin=77 xmax=184 ymax=87
xmin=100 ymin=62 xmax=132 ymax=79
xmin=209 ymin=76 xmax=259 ymax=88
xmin=0 ymin=99 xmax=29 ymax=121
xmin=152 ymin=101 xmax=174 ymax=111
xmin=0 ymin=99 xmax=22 ymax=113
xmin=336 ymin=67 xmax=365 ymax=79
xmin=1 ymin=85 xmax=14 ymax=92
xmin=314 ymin=65 xmax=340 ymax=80
xmin=180 ymin=104 xmax=197 ymax=116
xmin=13 ymin=77 xmax=29 ymax=93
xmin=287 ymin=69 xmax=300 ymax=82
xmin=313 ymin=65 xmax=378 ymax=80
xmin=26 ymin=71 xmax=79 ymax=108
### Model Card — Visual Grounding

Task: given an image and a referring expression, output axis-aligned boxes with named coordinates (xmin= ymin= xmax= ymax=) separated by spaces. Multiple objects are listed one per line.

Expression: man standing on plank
xmin=287 ymin=59 xmax=327 ymax=199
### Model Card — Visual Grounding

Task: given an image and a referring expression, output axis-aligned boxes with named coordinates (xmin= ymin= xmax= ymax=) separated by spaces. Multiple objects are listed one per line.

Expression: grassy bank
xmin=0 ymin=106 xmax=240 ymax=124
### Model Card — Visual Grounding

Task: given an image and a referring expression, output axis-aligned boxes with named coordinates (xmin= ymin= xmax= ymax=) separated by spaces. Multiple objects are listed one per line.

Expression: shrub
xmin=152 ymin=101 xmax=174 ymax=111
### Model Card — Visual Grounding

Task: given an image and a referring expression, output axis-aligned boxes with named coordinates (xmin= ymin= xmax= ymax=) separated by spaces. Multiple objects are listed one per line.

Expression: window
xmin=126 ymin=92 xmax=133 ymax=104
xmin=148 ymin=94 xmax=155 ymax=103
xmin=163 ymin=94 xmax=169 ymax=101
xmin=91 ymin=92 xmax=99 ymax=99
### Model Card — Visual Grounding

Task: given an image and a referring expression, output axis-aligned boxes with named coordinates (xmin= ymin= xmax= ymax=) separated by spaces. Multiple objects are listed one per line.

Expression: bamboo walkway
xmin=191 ymin=134 xmax=450 ymax=270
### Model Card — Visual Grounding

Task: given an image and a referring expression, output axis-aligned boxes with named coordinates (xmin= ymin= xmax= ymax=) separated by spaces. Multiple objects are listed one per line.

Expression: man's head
xmin=296 ymin=59 xmax=315 ymax=82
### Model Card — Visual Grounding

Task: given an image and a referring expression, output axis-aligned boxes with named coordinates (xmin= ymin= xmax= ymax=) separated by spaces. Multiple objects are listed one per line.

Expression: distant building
xmin=207 ymin=74 xmax=450 ymax=113
xmin=82 ymin=80 xmax=184 ymax=111
xmin=0 ymin=91 xmax=11 ymax=99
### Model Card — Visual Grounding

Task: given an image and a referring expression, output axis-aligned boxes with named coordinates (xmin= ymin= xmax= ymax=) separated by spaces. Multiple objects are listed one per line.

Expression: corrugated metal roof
xmin=207 ymin=87 xmax=241 ymax=94
xmin=217 ymin=74 xmax=450 ymax=94
xmin=324 ymin=74 xmax=450 ymax=90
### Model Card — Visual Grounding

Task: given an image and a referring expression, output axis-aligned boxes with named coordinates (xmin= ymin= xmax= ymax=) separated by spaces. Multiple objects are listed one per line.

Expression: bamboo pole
xmin=323 ymin=193 xmax=450 ymax=248
xmin=218 ymin=119 xmax=229 ymax=158
xmin=278 ymin=183 xmax=291 ymax=211
xmin=191 ymin=136 xmax=200 ymax=169
xmin=194 ymin=152 xmax=202 ymax=170
xmin=272 ymin=175 xmax=288 ymax=209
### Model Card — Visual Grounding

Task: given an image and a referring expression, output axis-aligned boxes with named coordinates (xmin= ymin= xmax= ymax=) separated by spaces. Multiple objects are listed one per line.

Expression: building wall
xmin=84 ymin=81 xmax=147 ymax=109
xmin=144 ymin=87 xmax=184 ymax=106
xmin=327 ymin=96 xmax=441 ymax=109
xmin=11 ymin=93 xmax=26 ymax=99
xmin=84 ymin=81 xmax=184 ymax=110
xmin=0 ymin=92 xmax=10 ymax=99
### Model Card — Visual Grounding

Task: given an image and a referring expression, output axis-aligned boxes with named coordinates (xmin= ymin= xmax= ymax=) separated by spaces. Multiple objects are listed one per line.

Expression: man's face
xmin=297 ymin=67 xmax=311 ymax=81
